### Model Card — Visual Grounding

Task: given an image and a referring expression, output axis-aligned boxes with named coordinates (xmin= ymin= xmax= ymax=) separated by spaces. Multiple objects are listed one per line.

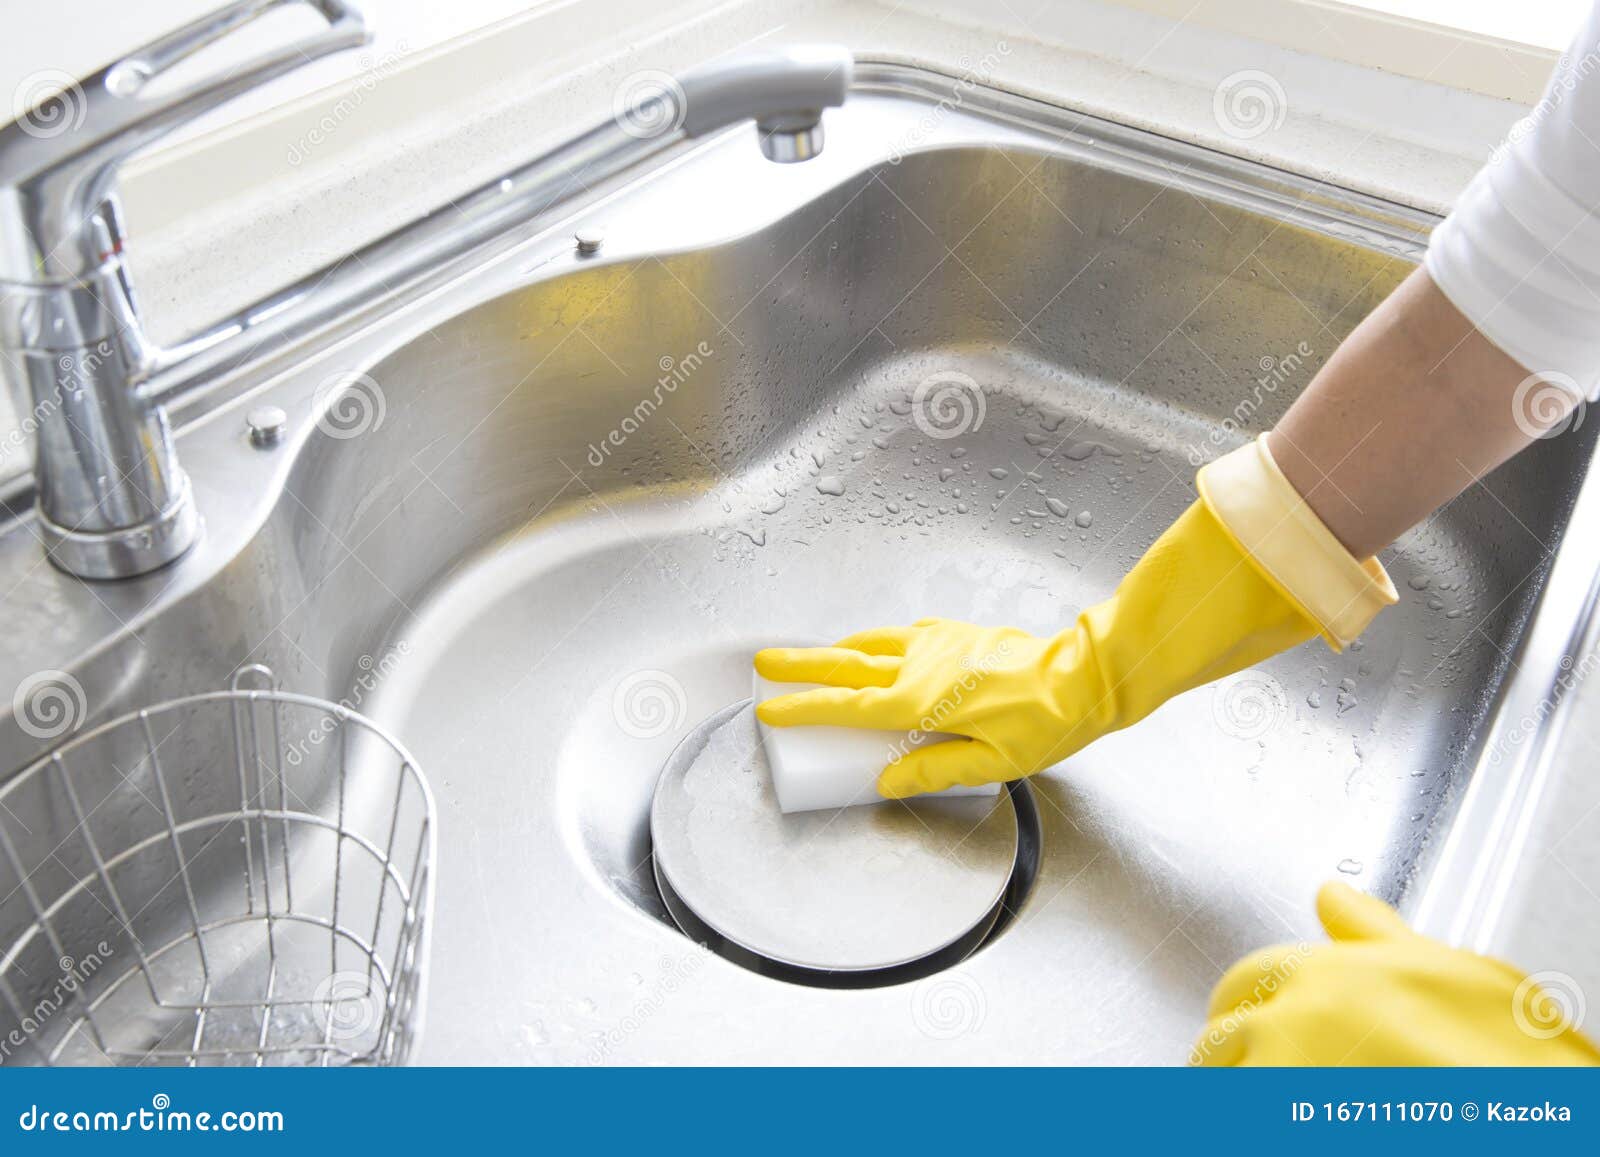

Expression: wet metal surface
xmin=3 ymin=74 xmax=1595 ymax=1063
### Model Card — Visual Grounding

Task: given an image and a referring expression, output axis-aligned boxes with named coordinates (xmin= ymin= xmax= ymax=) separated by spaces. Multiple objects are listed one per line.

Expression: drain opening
xmin=648 ymin=700 xmax=1042 ymax=990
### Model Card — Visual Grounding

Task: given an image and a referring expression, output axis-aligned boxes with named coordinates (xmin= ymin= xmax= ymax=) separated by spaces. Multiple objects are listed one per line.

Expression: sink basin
xmin=2 ymin=67 xmax=1594 ymax=1064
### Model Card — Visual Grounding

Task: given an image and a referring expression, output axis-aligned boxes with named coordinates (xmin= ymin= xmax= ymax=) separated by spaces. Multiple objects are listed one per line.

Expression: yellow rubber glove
xmin=755 ymin=435 xmax=1397 ymax=798
xmin=1195 ymin=882 xmax=1600 ymax=1066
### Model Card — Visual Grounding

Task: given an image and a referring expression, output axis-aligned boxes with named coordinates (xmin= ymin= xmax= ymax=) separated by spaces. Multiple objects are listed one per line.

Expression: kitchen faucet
xmin=0 ymin=0 xmax=851 ymax=580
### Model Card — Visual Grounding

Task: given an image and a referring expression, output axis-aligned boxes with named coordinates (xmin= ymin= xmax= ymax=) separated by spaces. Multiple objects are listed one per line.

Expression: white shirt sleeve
xmin=1425 ymin=3 xmax=1600 ymax=398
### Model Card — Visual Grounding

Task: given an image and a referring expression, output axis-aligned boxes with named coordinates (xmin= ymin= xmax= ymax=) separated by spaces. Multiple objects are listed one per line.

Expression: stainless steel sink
xmin=3 ymin=66 xmax=1596 ymax=1064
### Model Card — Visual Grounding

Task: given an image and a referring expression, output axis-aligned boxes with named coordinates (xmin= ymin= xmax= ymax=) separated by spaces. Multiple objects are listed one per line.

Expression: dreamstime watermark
xmin=910 ymin=971 xmax=987 ymax=1039
xmin=1 ymin=943 xmax=113 ymax=1061
xmin=1186 ymin=342 xmax=1313 ymax=466
xmin=884 ymin=641 xmax=1011 ymax=766
xmin=585 ymin=950 xmax=708 ymax=1064
xmin=1510 ymin=371 xmax=1586 ymax=441
xmin=586 ymin=341 xmax=714 ymax=466
xmin=611 ymin=669 xmax=688 ymax=739
xmin=887 ymin=42 xmax=1011 ymax=163
xmin=11 ymin=669 xmax=87 ymax=741
xmin=1489 ymin=645 xmax=1600 ymax=765
xmin=0 ymin=387 xmax=61 ymax=470
xmin=910 ymin=370 xmax=986 ymax=440
xmin=1511 ymin=970 xmax=1587 ymax=1040
xmin=1212 ymin=70 xmax=1287 ymax=140
xmin=2 ymin=339 xmax=116 ymax=470
xmin=313 ymin=970 xmax=386 ymax=1043
xmin=284 ymin=643 xmax=411 ymax=767
xmin=1505 ymin=42 xmax=1600 ymax=151
xmin=11 ymin=70 xmax=86 ymax=140
xmin=286 ymin=42 xmax=412 ymax=166
xmin=1211 ymin=671 xmax=1290 ymax=741
xmin=612 ymin=69 xmax=687 ymax=140
xmin=1188 ymin=941 xmax=1313 ymax=1064
xmin=313 ymin=369 xmax=387 ymax=440
xmin=17 ymin=1093 xmax=283 ymax=1134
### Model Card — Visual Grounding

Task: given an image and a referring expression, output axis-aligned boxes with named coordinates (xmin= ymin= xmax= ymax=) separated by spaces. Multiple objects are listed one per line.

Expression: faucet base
xmin=39 ymin=479 xmax=202 ymax=580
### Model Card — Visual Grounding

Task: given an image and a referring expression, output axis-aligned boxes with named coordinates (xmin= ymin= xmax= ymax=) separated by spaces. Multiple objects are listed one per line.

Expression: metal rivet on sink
xmin=246 ymin=405 xmax=287 ymax=448
xmin=574 ymin=226 xmax=605 ymax=257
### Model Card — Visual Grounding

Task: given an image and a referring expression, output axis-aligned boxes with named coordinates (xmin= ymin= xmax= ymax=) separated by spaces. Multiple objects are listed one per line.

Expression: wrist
xmin=1198 ymin=435 xmax=1397 ymax=651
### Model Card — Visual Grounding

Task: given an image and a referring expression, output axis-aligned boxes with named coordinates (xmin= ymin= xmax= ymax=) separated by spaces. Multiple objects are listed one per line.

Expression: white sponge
xmin=753 ymin=672 xmax=1002 ymax=813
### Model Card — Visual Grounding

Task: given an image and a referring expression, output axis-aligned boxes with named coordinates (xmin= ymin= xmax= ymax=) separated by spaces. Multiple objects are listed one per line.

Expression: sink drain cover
xmin=650 ymin=700 xmax=1018 ymax=983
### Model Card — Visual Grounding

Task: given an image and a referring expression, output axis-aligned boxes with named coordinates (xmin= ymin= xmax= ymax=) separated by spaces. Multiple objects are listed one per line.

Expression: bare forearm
xmin=1268 ymin=268 xmax=1565 ymax=560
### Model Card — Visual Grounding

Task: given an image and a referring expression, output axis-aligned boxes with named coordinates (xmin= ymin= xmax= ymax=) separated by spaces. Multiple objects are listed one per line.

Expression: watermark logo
xmin=911 ymin=370 xmax=986 ymax=440
xmin=910 ymin=971 xmax=987 ymax=1040
xmin=611 ymin=669 xmax=688 ymax=739
xmin=1211 ymin=671 xmax=1290 ymax=741
xmin=1186 ymin=342 xmax=1313 ymax=466
xmin=286 ymin=42 xmax=411 ymax=166
xmin=612 ymin=70 xmax=686 ymax=140
xmin=1189 ymin=941 xmax=1312 ymax=1063
xmin=313 ymin=971 xmax=386 ymax=1042
xmin=2 ymin=943 xmax=113 ymax=1061
xmin=284 ymin=644 xmax=410 ymax=767
xmin=12 ymin=670 xmax=87 ymax=741
xmin=887 ymin=42 xmax=1011 ymax=162
xmin=12 ymin=70 xmax=86 ymax=140
xmin=586 ymin=951 xmax=708 ymax=1064
xmin=314 ymin=370 xmax=387 ymax=440
xmin=1510 ymin=371 xmax=1585 ymax=440
xmin=586 ymin=341 xmax=714 ymax=466
xmin=1512 ymin=970 xmax=1586 ymax=1040
xmin=1213 ymin=70 xmax=1287 ymax=140
xmin=1490 ymin=648 xmax=1600 ymax=765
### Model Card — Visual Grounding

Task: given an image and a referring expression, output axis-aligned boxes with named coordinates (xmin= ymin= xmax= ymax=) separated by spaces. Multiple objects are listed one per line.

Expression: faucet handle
xmin=0 ymin=0 xmax=368 ymax=280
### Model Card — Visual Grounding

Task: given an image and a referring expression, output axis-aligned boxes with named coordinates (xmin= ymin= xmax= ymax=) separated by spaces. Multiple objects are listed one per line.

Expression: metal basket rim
xmin=0 ymin=682 xmax=438 ymax=1067
xmin=1 ymin=688 xmax=436 ymax=820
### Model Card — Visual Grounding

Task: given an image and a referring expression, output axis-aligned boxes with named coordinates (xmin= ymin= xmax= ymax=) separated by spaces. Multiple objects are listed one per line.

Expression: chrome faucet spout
xmin=0 ymin=12 xmax=851 ymax=580
xmin=0 ymin=0 xmax=368 ymax=579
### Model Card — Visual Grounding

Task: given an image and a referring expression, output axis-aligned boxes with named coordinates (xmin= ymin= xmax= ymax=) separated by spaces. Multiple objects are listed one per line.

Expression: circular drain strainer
xmin=650 ymin=699 xmax=1020 ymax=986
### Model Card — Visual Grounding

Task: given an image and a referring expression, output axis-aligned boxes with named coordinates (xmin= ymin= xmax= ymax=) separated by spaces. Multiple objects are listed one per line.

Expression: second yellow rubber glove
xmin=1195 ymin=882 xmax=1600 ymax=1065
xmin=755 ymin=435 xmax=1398 ymax=797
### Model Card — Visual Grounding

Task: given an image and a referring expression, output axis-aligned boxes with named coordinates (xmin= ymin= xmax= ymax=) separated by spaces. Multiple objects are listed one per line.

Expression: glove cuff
xmin=1197 ymin=435 xmax=1397 ymax=652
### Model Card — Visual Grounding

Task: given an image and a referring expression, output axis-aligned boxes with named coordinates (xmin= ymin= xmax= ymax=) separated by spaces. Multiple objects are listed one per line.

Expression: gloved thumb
xmin=1316 ymin=881 xmax=1412 ymax=942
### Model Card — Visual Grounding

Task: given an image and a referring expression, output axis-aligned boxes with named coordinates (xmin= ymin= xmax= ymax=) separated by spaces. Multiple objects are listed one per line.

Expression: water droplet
xmin=1336 ymin=858 xmax=1364 ymax=875
xmin=1064 ymin=440 xmax=1120 ymax=461
xmin=1075 ymin=510 xmax=1093 ymax=528
xmin=816 ymin=476 xmax=846 ymax=496
xmin=989 ymin=467 xmax=1010 ymax=480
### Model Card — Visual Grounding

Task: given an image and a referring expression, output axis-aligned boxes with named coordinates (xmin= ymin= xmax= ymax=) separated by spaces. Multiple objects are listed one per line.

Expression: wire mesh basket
xmin=0 ymin=666 xmax=435 ymax=1067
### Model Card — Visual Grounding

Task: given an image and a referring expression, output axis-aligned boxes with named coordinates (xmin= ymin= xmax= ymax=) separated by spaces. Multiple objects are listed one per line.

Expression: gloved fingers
xmin=753 ymin=646 xmax=900 ymax=688
xmin=755 ymin=685 xmax=884 ymax=728
xmin=1316 ymin=881 xmax=1411 ymax=942
xmin=876 ymin=739 xmax=1017 ymax=798
xmin=1190 ymin=1013 xmax=1249 ymax=1067
xmin=1205 ymin=942 xmax=1309 ymax=1021
xmin=832 ymin=626 xmax=915 ymax=656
